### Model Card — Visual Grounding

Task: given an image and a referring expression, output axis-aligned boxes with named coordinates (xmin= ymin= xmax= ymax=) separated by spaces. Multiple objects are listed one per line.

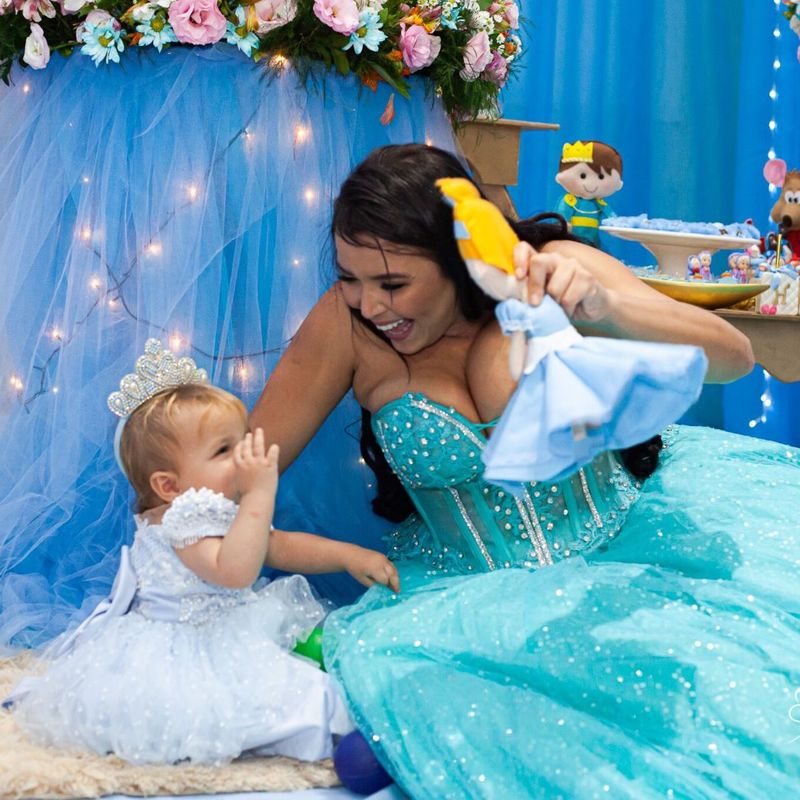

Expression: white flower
xmin=61 ymin=0 xmax=87 ymax=12
xmin=23 ymin=22 xmax=49 ymax=68
xmin=791 ymin=13 xmax=800 ymax=36
xmin=132 ymin=2 xmax=157 ymax=21
xmin=469 ymin=9 xmax=493 ymax=34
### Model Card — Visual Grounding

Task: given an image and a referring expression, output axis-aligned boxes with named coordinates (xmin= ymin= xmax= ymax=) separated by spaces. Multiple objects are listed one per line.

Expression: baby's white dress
xmin=11 ymin=487 xmax=354 ymax=764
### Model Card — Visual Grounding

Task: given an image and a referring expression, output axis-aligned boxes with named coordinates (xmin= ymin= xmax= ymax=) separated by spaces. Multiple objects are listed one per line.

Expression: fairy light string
xmin=7 ymin=76 xmax=332 ymax=412
xmin=748 ymin=0 xmax=785 ymax=431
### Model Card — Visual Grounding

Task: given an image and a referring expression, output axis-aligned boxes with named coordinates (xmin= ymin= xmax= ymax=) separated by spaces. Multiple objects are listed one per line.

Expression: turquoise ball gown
xmin=324 ymin=393 xmax=800 ymax=798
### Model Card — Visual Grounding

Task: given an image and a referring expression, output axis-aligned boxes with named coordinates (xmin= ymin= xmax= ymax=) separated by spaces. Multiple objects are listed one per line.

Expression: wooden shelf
xmin=714 ymin=309 xmax=800 ymax=383
xmin=454 ymin=117 xmax=560 ymax=219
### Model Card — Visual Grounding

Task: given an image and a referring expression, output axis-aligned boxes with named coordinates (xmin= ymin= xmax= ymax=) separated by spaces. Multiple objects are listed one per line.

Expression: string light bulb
xmin=169 ymin=333 xmax=184 ymax=351
xmin=303 ymin=187 xmax=316 ymax=204
xmin=187 ymin=184 xmax=199 ymax=202
xmin=9 ymin=375 xmax=23 ymax=391
xmin=294 ymin=125 xmax=309 ymax=144
xmin=89 ymin=276 xmax=102 ymax=290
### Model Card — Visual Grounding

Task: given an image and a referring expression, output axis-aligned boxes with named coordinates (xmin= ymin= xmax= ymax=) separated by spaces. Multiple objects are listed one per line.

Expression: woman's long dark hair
xmin=333 ymin=144 xmax=660 ymax=523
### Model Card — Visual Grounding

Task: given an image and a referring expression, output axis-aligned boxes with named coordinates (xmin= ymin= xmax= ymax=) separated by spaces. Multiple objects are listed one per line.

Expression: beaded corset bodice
xmin=372 ymin=393 xmax=641 ymax=574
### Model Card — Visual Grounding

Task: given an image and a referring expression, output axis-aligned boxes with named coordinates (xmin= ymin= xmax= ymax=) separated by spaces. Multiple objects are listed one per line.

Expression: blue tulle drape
xmin=0 ymin=47 xmax=455 ymax=648
xmin=502 ymin=0 xmax=800 ymax=446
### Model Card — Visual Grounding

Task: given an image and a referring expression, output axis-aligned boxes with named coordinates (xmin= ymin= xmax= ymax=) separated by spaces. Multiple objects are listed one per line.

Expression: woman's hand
xmin=513 ymin=240 xmax=612 ymax=324
xmin=345 ymin=547 xmax=401 ymax=593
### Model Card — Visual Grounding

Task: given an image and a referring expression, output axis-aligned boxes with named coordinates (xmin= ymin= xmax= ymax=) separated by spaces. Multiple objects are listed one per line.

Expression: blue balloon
xmin=333 ymin=731 xmax=393 ymax=795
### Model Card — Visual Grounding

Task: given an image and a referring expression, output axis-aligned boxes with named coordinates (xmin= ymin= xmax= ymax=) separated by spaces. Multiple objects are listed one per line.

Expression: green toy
xmin=293 ymin=627 xmax=325 ymax=670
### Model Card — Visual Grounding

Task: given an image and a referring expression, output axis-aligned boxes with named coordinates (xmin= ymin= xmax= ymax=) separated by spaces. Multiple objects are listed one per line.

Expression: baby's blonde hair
xmin=119 ymin=383 xmax=247 ymax=512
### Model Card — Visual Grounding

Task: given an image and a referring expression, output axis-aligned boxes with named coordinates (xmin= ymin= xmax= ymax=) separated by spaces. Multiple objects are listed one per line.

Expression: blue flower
xmin=136 ymin=14 xmax=178 ymax=52
xmin=343 ymin=9 xmax=387 ymax=55
xmin=225 ymin=6 xmax=260 ymax=57
xmin=439 ymin=3 xmax=461 ymax=30
xmin=80 ymin=21 xmax=125 ymax=66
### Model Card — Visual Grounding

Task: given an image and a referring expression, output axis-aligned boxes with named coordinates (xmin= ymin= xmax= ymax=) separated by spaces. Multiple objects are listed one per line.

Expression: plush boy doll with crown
xmin=555 ymin=140 xmax=623 ymax=248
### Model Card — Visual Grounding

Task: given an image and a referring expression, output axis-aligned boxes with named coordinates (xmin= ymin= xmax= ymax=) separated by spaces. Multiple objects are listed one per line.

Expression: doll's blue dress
xmin=323 ymin=394 xmax=800 ymax=799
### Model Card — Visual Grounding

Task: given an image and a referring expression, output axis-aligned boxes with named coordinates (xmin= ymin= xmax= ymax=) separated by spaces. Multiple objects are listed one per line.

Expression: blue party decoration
xmin=0 ymin=46 xmax=456 ymax=648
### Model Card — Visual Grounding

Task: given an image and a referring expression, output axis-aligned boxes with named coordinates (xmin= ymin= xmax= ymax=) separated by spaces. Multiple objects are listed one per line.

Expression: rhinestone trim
xmin=578 ymin=468 xmax=603 ymax=528
xmin=449 ymin=487 xmax=496 ymax=571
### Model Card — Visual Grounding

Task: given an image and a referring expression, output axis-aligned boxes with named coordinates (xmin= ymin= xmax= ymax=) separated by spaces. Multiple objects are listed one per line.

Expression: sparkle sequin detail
xmin=373 ymin=393 xmax=637 ymax=575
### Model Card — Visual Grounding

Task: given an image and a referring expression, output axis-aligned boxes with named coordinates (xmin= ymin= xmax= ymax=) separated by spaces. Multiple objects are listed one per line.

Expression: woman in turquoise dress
xmin=251 ymin=144 xmax=800 ymax=798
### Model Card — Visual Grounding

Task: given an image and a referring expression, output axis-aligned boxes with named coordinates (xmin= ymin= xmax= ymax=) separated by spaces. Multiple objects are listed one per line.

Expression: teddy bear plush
xmin=763 ymin=158 xmax=800 ymax=261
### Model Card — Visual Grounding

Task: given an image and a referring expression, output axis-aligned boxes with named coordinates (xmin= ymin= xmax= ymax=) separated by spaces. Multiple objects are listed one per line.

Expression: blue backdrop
xmin=502 ymin=0 xmax=800 ymax=445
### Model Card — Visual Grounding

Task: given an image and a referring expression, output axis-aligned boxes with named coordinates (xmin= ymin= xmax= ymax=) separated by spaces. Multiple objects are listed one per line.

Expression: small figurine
xmin=727 ymin=252 xmax=751 ymax=284
xmin=748 ymin=244 xmax=766 ymax=274
xmin=686 ymin=255 xmax=702 ymax=281
xmin=555 ymin=140 xmax=623 ymax=248
xmin=699 ymin=250 xmax=713 ymax=281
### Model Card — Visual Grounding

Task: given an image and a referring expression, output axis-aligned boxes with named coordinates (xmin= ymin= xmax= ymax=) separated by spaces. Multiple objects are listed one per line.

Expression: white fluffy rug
xmin=0 ymin=653 xmax=339 ymax=800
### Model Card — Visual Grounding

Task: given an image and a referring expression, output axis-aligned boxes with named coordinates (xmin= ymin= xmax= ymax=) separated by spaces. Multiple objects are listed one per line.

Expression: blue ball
xmin=333 ymin=730 xmax=393 ymax=795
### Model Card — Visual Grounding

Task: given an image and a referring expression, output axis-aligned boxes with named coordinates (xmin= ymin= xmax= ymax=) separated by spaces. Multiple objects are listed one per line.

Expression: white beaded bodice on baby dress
xmin=130 ymin=487 xmax=254 ymax=624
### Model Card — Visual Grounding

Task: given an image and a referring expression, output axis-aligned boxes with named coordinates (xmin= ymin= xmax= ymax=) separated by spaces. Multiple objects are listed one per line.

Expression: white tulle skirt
xmin=13 ymin=576 xmax=354 ymax=764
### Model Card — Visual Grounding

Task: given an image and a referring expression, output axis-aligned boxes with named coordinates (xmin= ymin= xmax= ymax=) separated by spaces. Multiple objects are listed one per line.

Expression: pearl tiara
xmin=107 ymin=338 xmax=208 ymax=419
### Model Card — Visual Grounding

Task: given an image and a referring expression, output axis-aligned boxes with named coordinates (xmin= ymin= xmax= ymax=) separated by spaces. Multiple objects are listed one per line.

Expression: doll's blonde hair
xmin=119 ymin=383 xmax=247 ymax=512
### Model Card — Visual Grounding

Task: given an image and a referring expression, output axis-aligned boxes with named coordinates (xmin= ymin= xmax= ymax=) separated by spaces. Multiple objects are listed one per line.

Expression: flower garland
xmin=0 ymin=0 xmax=521 ymax=118
xmin=782 ymin=0 xmax=800 ymax=60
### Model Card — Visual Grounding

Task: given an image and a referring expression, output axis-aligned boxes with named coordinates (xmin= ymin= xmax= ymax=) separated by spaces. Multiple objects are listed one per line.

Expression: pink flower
xmin=503 ymin=0 xmax=519 ymax=28
xmin=168 ymin=0 xmax=227 ymax=45
xmin=399 ymin=24 xmax=441 ymax=72
xmin=251 ymin=0 xmax=296 ymax=33
xmin=14 ymin=0 xmax=54 ymax=22
xmin=482 ymin=51 xmax=507 ymax=87
xmin=23 ymin=22 xmax=49 ymax=68
xmin=312 ymin=0 xmax=359 ymax=35
xmin=460 ymin=31 xmax=491 ymax=81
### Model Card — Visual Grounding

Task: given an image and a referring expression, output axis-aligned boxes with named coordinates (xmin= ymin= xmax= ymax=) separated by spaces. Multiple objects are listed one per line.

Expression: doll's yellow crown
xmin=107 ymin=338 xmax=208 ymax=418
xmin=561 ymin=141 xmax=594 ymax=163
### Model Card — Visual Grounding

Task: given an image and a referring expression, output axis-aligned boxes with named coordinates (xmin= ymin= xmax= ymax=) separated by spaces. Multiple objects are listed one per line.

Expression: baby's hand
xmin=346 ymin=547 xmax=401 ymax=593
xmin=234 ymin=428 xmax=279 ymax=501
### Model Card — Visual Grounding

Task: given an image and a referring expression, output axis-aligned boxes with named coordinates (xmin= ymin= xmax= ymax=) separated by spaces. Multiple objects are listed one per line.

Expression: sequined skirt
xmin=325 ymin=426 xmax=800 ymax=798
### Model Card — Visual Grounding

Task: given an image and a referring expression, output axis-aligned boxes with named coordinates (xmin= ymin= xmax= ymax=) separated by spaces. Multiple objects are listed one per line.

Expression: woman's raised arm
xmin=534 ymin=239 xmax=754 ymax=383
xmin=250 ymin=285 xmax=356 ymax=471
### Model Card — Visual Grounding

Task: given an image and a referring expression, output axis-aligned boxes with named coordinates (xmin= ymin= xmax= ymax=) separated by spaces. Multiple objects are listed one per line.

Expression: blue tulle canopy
xmin=0 ymin=46 xmax=457 ymax=649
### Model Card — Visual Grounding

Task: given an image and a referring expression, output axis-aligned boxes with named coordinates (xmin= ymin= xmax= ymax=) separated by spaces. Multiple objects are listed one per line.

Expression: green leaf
xmin=332 ymin=48 xmax=350 ymax=76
